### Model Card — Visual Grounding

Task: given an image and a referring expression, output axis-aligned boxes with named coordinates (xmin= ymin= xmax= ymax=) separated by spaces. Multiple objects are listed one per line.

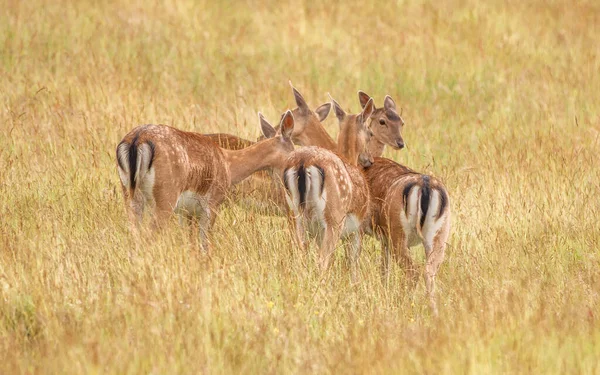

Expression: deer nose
xmin=396 ymin=139 xmax=405 ymax=149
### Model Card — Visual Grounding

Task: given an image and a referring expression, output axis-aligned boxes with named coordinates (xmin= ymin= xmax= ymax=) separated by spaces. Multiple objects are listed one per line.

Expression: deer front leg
xmin=196 ymin=209 xmax=212 ymax=254
xmin=197 ymin=201 xmax=222 ymax=255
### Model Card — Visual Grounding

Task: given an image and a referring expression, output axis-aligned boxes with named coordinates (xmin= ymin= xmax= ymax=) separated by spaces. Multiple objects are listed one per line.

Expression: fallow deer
xmin=362 ymin=158 xmax=451 ymax=315
xmin=331 ymin=93 xmax=449 ymax=314
xmin=282 ymin=96 xmax=375 ymax=278
xmin=200 ymin=83 xmax=335 ymax=215
xmin=358 ymin=91 xmax=406 ymax=157
xmin=115 ymin=111 xmax=296 ymax=252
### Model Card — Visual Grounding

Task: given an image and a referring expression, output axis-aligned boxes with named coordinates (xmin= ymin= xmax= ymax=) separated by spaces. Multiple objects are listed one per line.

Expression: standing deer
xmin=282 ymin=95 xmax=375 ymax=279
xmin=333 ymin=93 xmax=449 ymax=314
xmin=115 ymin=111 xmax=296 ymax=252
xmin=361 ymin=158 xmax=451 ymax=315
xmin=202 ymin=85 xmax=333 ymax=214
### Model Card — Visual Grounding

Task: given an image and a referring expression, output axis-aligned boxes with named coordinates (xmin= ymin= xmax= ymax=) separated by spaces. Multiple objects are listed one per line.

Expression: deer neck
xmin=303 ymin=124 xmax=337 ymax=151
xmin=336 ymin=122 xmax=359 ymax=166
xmin=368 ymin=138 xmax=386 ymax=158
xmin=221 ymin=140 xmax=280 ymax=185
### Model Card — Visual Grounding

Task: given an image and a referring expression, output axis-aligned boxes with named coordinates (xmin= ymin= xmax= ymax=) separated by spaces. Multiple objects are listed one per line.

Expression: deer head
xmin=358 ymin=91 xmax=405 ymax=150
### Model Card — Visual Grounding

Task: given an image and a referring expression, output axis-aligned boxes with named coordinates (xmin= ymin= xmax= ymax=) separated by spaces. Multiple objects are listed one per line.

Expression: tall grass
xmin=1 ymin=0 xmax=599 ymax=373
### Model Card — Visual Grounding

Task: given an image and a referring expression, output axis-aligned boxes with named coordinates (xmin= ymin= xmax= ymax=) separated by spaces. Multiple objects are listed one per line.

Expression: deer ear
xmin=383 ymin=95 xmax=397 ymax=111
xmin=361 ymin=98 xmax=375 ymax=121
xmin=330 ymin=96 xmax=346 ymax=123
xmin=315 ymin=103 xmax=331 ymax=122
xmin=259 ymin=112 xmax=277 ymax=139
xmin=358 ymin=91 xmax=372 ymax=109
xmin=289 ymin=81 xmax=309 ymax=111
xmin=279 ymin=110 xmax=295 ymax=140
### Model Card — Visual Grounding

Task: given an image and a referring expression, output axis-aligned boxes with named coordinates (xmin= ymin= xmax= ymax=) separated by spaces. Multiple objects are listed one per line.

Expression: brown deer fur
xmin=201 ymin=85 xmax=334 ymax=215
xmin=361 ymin=157 xmax=451 ymax=315
xmin=282 ymin=96 xmax=375 ymax=277
xmin=204 ymin=133 xmax=255 ymax=150
xmin=116 ymin=111 xmax=296 ymax=252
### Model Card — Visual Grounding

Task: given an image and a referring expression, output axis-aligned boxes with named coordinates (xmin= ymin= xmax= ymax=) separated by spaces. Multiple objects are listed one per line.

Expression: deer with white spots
xmin=361 ymin=158 xmax=451 ymax=315
xmin=115 ymin=111 xmax=296 ymax=252
xmin=326 ymin=92 xmax=450 ymax=314
xmin=202 ymin=83 xmax=333 ymax=215
xmin=282 ymin=95 xmax=375 ymax=278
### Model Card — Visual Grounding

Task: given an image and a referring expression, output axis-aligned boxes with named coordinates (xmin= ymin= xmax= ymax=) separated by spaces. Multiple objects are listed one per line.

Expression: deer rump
xmin=391 ymin=174 xmax=449 ymax=246
xmin=283 ymin=163 xmax=327 ymax=225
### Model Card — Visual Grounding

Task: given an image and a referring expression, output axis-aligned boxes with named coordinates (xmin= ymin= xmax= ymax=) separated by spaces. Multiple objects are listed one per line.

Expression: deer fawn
xmin=116 ymin=111 xmax=295 ymax=252
xmin=331 ymin=93 xmax=450 ymax=314
xmin=200 ymin=83 xmax=335 ymax=215
xmin=282 ymin=95 xmax=375 ymax=279
xmin=358 ymin=91 xmax=406 ymax=157
xmin=362 ymin=158 xmax=450 ymax=315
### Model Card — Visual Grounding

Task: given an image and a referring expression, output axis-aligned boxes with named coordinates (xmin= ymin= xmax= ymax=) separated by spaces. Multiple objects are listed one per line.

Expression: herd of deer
xmin=116 ymin=82 xmax=451 ymax=314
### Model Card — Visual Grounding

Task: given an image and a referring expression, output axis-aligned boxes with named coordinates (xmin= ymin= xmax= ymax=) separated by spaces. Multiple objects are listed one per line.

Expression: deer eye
xmin=379 ymin=119 xmax=386 ymax=126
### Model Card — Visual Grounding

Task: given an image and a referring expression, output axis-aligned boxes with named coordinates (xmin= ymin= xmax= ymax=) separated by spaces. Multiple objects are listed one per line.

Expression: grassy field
xmin=2 ymin=0 xmax=600 ymax=373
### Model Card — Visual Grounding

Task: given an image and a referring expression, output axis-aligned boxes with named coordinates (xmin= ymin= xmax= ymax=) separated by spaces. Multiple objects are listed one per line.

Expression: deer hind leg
xmin=343 ymin=231 xmax=362 ymax=283
xmin=379 ymin=234 xmax=391 ymax=286
xmin=390 ymin=230 xmax=419 ymax=291
xmin=285 ymin=206 xmax=307 ymax=252
xmin=424 ymin=226 xmax=449 ymax=316
xmin=198 ymin=202 xmax=220 ymax=255
xmin=125 ymin=188 xmax=145 ymax=232
xmin=318 ymin=223 xmax=342 ymax=275
xmin=150 ymin=188 xmax=180 ymax=234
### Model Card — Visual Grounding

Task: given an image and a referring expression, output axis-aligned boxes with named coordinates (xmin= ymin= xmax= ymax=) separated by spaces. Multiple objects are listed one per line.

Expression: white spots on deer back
xmin=330 ymin=159 xmax=352 ymax=204
xmin=174 ymin=143 xmax=188 ymax=165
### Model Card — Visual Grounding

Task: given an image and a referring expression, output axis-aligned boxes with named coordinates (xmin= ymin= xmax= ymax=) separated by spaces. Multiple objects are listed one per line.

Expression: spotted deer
xmin=332 ymin=93 xmax=450 ymax=314
xmin=282 ymin=95 xmax=375 ymax=278
xmin=116 ymin=111 xmax=296 ymax=252
xmin=361 ymin=157 xmax=451 ymax=314
xmin=201 ymin=82 xmax=335 ymax=215
xmin=358 ymin=91 xmax=406 ymax=157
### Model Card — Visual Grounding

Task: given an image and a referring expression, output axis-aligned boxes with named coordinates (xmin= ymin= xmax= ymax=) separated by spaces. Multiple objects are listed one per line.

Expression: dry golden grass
xmin=1 ymin=0 xmax=600 ymax=373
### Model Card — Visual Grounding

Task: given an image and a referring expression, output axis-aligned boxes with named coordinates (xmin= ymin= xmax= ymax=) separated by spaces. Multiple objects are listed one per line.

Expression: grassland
xmin=1 ymin=0 xmax=600 ymax=373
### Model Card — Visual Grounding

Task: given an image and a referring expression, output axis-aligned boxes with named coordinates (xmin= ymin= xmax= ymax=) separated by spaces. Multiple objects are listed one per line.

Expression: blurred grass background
xmin=1 ymin=0 xmax=599 ymax=373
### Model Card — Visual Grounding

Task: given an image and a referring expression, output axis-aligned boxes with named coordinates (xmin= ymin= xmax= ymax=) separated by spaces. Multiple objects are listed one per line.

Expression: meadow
xmin=1 ymin=0 xmax=600 ymax=373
